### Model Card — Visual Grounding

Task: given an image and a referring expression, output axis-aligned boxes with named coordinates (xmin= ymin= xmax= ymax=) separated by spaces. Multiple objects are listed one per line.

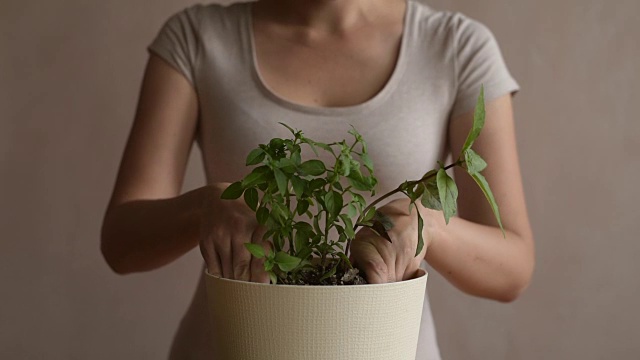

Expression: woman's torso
xmin=148 ymin=1 xmax=485 ymax=358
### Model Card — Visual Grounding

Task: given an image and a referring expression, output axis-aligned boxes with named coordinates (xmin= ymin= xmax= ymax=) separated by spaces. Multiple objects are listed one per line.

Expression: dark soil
xmin=279 ymin=265 xmax=368 ymax=286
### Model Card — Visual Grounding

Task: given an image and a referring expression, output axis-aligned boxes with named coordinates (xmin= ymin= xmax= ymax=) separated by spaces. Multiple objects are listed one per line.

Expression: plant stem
xmin=345 ymin=160 xmax=463 ymax=256
xmin=285 ymin=183 xmax=295 ymax=255
xmin=359 ymin=160 xmax=461 ymax=220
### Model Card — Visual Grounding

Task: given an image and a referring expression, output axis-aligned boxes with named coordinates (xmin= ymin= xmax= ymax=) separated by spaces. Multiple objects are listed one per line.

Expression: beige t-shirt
xmin=148 ymin=1 xmax=519 ymax=359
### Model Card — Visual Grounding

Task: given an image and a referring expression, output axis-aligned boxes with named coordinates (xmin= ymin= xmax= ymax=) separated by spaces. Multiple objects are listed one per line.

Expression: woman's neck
xmin=254 ymin=0 xmax=404 ymax=35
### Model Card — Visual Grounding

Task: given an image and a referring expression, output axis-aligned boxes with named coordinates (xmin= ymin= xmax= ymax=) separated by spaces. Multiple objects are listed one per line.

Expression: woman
xmin=101 ymin=0 xmax=534 ymax=358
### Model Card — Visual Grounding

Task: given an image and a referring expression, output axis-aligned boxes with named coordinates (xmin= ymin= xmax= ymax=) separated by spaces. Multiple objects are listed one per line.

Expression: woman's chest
xmin=252 ymin=28 xmax=403 ymax=108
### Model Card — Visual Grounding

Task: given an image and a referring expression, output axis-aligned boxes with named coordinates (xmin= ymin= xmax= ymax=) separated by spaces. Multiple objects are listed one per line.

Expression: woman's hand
xmin=199 ymin=184 xmax=271 ymax=283
xmin=350 ymin=198 xmax=442 ymax=284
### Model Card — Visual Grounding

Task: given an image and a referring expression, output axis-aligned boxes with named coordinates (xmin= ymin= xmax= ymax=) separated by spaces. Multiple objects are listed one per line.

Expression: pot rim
xmin=205 ymin=268 xmax=427 ymax=288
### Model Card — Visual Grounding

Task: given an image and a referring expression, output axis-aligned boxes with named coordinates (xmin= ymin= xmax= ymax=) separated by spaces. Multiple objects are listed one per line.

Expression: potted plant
xmin=205 ymin=88 xmax=502 ymax=360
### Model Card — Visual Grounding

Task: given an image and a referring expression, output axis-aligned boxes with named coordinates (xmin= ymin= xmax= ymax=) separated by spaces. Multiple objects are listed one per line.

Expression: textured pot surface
xmin=204 ymin=269 xmax=427 ymax=360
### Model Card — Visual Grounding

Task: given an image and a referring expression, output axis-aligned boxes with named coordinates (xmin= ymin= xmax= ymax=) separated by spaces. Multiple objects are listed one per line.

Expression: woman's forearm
xmin=425 ymin=215 xmax=535 ymax=302
xmin=100 ymin=185 xmax=220 ymax=274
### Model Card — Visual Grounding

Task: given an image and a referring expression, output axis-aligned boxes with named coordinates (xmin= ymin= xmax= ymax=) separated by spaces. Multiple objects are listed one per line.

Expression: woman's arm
xmin=101 ymin=54 xmax=202 ymax=274
xmin=351 ymin=94 xmax=534 ymax=303
xmin=425 ymin=93 xmax=535 ymax=302
xmin=102 ymin=55 xmax=270 ymax=282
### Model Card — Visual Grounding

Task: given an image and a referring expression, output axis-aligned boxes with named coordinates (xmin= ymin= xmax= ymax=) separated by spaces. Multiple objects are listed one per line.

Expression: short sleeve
xmin=147 ymin=5 xmax=202 ymax=85
xmin=450 ymin=14 xmax=520 ymax=117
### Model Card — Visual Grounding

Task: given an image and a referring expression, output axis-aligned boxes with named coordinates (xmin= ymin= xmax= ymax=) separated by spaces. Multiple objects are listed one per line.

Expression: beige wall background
xmin=1 ymin=0 xmax=638 ymax=359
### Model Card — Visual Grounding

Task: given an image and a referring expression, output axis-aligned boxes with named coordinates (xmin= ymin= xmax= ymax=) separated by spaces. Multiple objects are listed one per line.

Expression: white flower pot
xmin=204 ymin=268 xmax=428 ymax=360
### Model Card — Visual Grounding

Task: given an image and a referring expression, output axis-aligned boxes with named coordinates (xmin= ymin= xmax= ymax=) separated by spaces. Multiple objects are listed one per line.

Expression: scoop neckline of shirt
xmin=242 ymin=0 xmax=414 ymax=117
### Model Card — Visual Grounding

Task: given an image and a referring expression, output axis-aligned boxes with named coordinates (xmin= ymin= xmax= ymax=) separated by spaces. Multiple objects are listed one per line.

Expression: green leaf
xmin=313 ymin=213 xmax=323 ymax=235
xmin=347 ymin=170 xmax=371 ymax=191
xmin=284 ymin=139 xmax=295 ymax=151
xmin=419 ymin=169 xmax=438 ymax=183
xmin=308 ymin=178 xmax=326 ymax=192
xmin=318 ymin=262 xmax=338 ymax=281
xmin=277 ymin=158 xmax=297 ymax=174
xmin=337 ymin=252 xmax=353 ymax=269
xmin=291 ymin=176 xmax=306 ymax=198
xmin=278 ymin=122 xmax=297 ymax=135
xmin=291 ymin=150 xmax=302 ymax=166
xmin=464 ymin=148 xmax=488 ymax=174
xmin=469 ymin=172 xmax=505 ymax=236
xmin=274 ymin=251 xmax=302 ymax=272
xmin=297 ymin=247 xmax=313 ymax=262
xmin=296 ymin=199 xmax=309 ymax=216
xmin=420 ymin=179 xmax=442 ymax=211
xmin=295 ymin=229 xmax=310 ymax=253
xmin=348 ymin=125 xmax=363 ymax=141
xmin=242 ymin=172 xmax=265 ymax=188
xmin=333 ymin=182 xmax=343 ymax=192
xmin=263 ymin=229 xmax=276 ymax=242
xmin=272 ymin=233 xmax=284 ymax=251
xmin=242 ymin=166 xmax=271 ymax=188
xmin=299 ymin=160 xmax=326 ymax=176
xmin=245 ymin=148 xmax=266 ymax=166
xmin=244 ymin=243 xmax=265 ymax=259
xmin=415 ymin=204 xmax=424 ymax=257
xmin=407 ymin=182 xmax=425 ymax=203
xmin=348 ymin=126 xmax=368 ymax=152
xmin=314 ymin=142 xmax=336 ymax=156
xmin=347 ymin=203 xmax=358 ymax=218
xmin=324 ymin=190 xmax=343 ymax=219
xmin=270 ymin=202 xmax=289 ymax=225
xmin=309 ymin=234 xmax=320 ymax=247
xmin=352 ymin=193 xmax=366 ymax=211
xmin=268 ymin=271 xmax=278 ymax=284
xmin=301 ymin=138 xmax=319 ymax=157
xmin=220 ymin=181 xmax=244 ymax=200
xmin=294 ymin=221 xmax=314 ymax=232
xmin=265 ymin=259 xmax=274 ymax=272
xmin=363 ymin=206 xmax=376 ymax=222
xmin=274 ymin=168 xmax=287 ymax=196
xmin=338 ymin=154 xmax=352 ymax=176
xmin=350 ymin=159 xmax=361 ymax=174
xmin=370 ymin=218 xmax=392 ymax=242
xmin=269 ymin=138 xmax=284 ymax=150
xmin=243 ymin=188 xmax=259 ymax=211
xmin=280 ymin=225 xmax=292 ymax=241
xmin=399 ymin=181 xmax=411 ymax=192
xmin=461 ymin=86 xmax=486 ymax=155
xmin=373 ymin=211 xmax=394 ymax=231
xmin=256 ymin=207 xmax=269 ymax=225
xmin=368 ymin=176 xmax=378 ymax=192
xmin=339 ymin=214 xmax=355 ymax=239
xmin=361 ymin=152 xmax=374 ymax=172
xmin=436 ymin=169 xmax=458 ymax=224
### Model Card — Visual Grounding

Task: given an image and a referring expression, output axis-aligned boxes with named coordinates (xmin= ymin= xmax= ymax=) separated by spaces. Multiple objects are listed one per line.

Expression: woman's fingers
xmin=231 ymin=233 xmax=252 ymax=281
xmin=350 ymin=243 xmax=385 ymax=284
xmin=371 ymin=236 xmax=397 ymax=282
xmin=396 ymin=234 xmax=419 ymax=281
xmin=351 ymin=229 xmax=396 ymax=284
xmin=200 ymin=195 xmax=266 ymax=281
xmin=400 ymin=250 xmax=420 ymax=281
xmin=199 ymin=236 xmax=222 ymax=277
xmin=402 ymin=262 xmax=421 ymax=281
xmin=216 ymin=241 xmax=233 ymax=279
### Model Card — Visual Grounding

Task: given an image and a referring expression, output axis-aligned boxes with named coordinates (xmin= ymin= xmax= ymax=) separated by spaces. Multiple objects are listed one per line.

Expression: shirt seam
xmin=452 ymin=13 xmax=461 ymax=102
xmin=196 ymin=6 xmax=205 ymax=87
